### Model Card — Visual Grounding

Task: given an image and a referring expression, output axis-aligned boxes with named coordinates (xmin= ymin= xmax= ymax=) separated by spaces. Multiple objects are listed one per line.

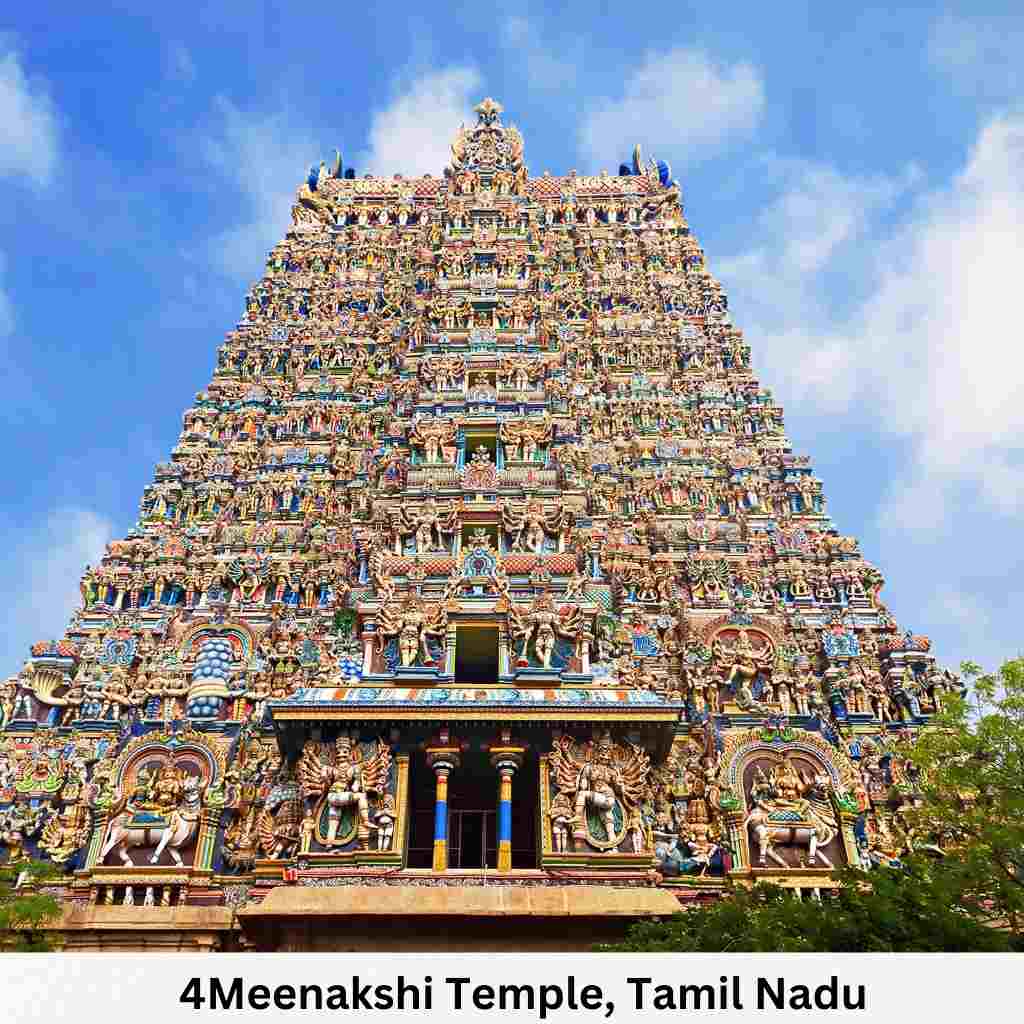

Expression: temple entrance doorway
xmin=449 ymin=807 xmax=495 ymax=869
xmin=405 ymin=749 xmax=540 ymax=870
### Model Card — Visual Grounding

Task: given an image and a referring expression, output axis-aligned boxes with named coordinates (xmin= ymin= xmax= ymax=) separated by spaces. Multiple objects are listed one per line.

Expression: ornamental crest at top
xmin=447 ymin=97 xmax=526 ymax=177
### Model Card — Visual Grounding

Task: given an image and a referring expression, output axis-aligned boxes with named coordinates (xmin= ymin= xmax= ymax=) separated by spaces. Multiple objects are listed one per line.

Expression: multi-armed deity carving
xmin=394 ymin=497 xmax=459 ymax=554
xmin=256 ymin=767 xmax=302 ymax=860
xmin=408 ymin=416 xmax=458 ymax=463
xmin=499 ymin=415 xmax=552 ymax=463
xmin=376 ymin=591 xmax=448 ymax=669
xmin=419 ymin=354 xmax=466 ymax=394
xmin=220 ymin=738 xmax=278 ymax=871
xmin=498 ymin=355 xmax=546 ymax=394
xmin=509 ymin=590 xmax=586 ymax=672
xmin=297 ymin=734 xmax=394 ymax=850
xmin=712 ymin=626 xmax=777 ymax=714
xmin=500 ymin=499 xmax=566 ymax=554
xmin=547 ymin=732 xmax=651 ymax=855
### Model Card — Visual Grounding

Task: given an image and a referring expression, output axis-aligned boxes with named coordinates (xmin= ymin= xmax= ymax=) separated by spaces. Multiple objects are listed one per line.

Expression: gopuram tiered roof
xmin=0 ymin=98 xmax=960 ymax=951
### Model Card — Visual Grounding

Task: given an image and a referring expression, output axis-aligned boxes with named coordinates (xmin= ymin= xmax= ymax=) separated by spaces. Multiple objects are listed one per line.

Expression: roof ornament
xmin=474 ymin=96 xmax=504 ymax=125
xmin=447 ymin=97 xmax=525 ymax=177
xmin=624 ymin=142 xmax=677 ymax=191
xmin=306 ymin=149 xmax=344 ymax=191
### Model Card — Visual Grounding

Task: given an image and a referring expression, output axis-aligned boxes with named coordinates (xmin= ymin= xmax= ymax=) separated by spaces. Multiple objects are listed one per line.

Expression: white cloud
xmin=924 ymin=584 xmax=992 ymax=637
xmin=361 ymin=66 xmax=482 ymax=177
xmin=0 ymin=48 xmax=59 ymax=187
xmin=200 ymin=97 xmax=321 ymax=279
xmin=717 ymin=159 xmax=915 ymax=408
xmin=0 ymin=507 xmax=114 ymax=676
xmin=579 ymin=48 xmax=764 ymax=171
xmin=500 ymin=17 xmax=580 ymax=91
xmin=720 ymin=112 xmax=1024 ymax=526
xmin=199 ymin=68 xmax=480 ymax=278
xmin=929 ymin=14 xmax=1024 ymax=101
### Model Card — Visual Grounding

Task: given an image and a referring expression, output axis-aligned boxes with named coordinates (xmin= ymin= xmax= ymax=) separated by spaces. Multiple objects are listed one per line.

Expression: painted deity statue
xmin=376 ymin=592 xmax=447 ymax=669
xmin=397 ymin=497 xmax=457 ymax=553
xmin=298 ymin=735 xmax=392 ymax=846
xmin=99 ymin=765 xmax=204 ymax=867
xmin=408 ymin=416 xmax=457 ymax=463
xmin=744 ymin=756 xmax=839 ymax=869
xmin=714 ymin=628 xmax=774 ymax=708
xmin=549 ymin=732 xmax=651 ymax=851
xmin=501 ymin=499 xmax=564 ymax=554
xmin=509 ymin=590 xmax=583 ymax=671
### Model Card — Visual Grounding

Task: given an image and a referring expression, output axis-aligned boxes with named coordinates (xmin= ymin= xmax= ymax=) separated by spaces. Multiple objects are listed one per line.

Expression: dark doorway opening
xmin=448 ymin=752 xmax=497 ymax=868
xmin=449 ymin=808 xmax=494 ymax=869
xmin=464 ymin=430 xmax=498 ymax=465
xmin=510 ymin=752 xmax=539 ymax=869
xmin=407 ymin=752 xmax=439 ymax=869
xmin=454 ymin=626 xmax=499 ymax=685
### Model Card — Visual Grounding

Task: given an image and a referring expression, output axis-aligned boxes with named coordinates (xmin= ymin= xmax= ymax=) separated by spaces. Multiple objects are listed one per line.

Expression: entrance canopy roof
xmin=269 ymin=685 xmax=685 ymax=723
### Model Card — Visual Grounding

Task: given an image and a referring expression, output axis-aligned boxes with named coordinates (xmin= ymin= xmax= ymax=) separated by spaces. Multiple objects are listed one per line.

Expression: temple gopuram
xmin=0 ymin=99 xmax=961 ymax=951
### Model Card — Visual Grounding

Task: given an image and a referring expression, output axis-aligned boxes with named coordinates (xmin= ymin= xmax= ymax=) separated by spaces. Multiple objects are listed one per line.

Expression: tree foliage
xmin=904 ymin=657 xmax=1024 ymax=937
xmin=603 ymin=656 xmax=1024 ymax=953
xmin=0 ymin=859 xmax=62 ymax=952
xmin=598 ymin=864 xmax=1014 ymax=952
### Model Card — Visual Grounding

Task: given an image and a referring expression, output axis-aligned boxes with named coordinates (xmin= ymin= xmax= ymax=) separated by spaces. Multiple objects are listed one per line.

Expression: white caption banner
xmin=3 ymin=953 xmax=1017 ymax=1024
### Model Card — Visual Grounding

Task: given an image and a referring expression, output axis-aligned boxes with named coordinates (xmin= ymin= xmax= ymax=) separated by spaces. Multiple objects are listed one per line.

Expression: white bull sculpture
xmin=99 ymin=775 xmax=203 ymax=867
xmin=744 ymin=802 xmax=836 ymax=869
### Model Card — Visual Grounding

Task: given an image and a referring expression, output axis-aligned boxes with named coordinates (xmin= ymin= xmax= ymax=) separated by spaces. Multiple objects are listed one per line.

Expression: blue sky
xmin=1 ymin=3 xmax=1022 ymax=677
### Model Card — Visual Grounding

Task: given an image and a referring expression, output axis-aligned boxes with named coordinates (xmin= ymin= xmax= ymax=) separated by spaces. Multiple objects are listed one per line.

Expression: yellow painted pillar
xmin=426 ymin=746 xmax=461 ymax=872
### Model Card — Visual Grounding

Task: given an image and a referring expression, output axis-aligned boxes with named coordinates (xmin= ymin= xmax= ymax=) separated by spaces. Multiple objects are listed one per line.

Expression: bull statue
xmin=99 ymin=767 xmax=204 ymax=867
xmin=744 ymin=757 xmax=838 ymax=869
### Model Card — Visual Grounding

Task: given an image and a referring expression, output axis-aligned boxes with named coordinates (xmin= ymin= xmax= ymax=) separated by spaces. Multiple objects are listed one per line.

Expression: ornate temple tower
xmin=0 ymin=99 xmax=958 ymax=950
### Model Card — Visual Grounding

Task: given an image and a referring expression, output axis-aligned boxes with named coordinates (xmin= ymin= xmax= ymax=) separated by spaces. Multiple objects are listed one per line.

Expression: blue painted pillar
xmin=432 ymin=766 xmax=450 ymax=872
xmin=490 ymin=747 xmax=526 ymax=873
xmin=425 ymin=747 xmax=460 ymax=872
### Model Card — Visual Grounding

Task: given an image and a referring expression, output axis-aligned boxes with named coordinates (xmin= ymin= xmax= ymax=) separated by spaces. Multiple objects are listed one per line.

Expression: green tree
xmin=905 ymin=657 xmax=1024 ymax=938
xmin=601 ymin=656 xmax=1024 ymax=953
xmin=598 ymin=866 xmax=1013 ymax=952
xmin=0 ymin=859 xmax=62 ymax=952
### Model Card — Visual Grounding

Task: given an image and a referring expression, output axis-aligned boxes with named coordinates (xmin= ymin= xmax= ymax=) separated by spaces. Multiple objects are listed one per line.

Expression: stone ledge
xmin=239 ymin=884 xmax=679 ymax=918
xmin=60 ymin=905 xmax=234 ymax=931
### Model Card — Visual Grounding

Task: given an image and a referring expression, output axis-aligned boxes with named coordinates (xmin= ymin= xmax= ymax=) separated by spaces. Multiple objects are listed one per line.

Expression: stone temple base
xmin=51 ymin=885 xmax=680 ymax=952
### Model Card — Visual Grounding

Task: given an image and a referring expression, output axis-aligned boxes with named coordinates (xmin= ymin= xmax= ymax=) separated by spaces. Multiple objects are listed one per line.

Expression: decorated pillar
xmin=489 ymin=733 xmax=526 ymax=873
xmin=444 ymin=622 xmax=457 ymax=677
xmin=491 ymin=755 xmax=524 ymax=872
xmin=194 ymin=803 xmax=224 ymax=871
xmin=84 ymin=809 xmax=111 ymax=870
xmin=426 ymin=739 xmax=461 ymax=871
xmin=722 ymin=804 xmax=748 ymax=874
xmin=361 ymin=624 xmax=376 ymax=677
xmin=579 ymin=632 xmax=591 ymax=675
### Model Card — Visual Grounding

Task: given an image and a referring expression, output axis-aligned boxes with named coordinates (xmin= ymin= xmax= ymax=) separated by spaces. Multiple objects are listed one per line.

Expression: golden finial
xmin=474 ymin=97 xmax=504 ymax=123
